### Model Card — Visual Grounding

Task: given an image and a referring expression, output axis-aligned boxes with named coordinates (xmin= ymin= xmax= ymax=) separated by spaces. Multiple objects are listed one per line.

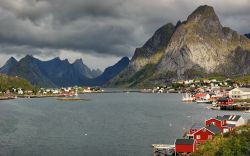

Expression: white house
xmin=52 ymin=89 xmax=59 ymax=94
xmin=223 ymin=115 xmax=245 ymax=127
xmin=18 ymin=89 xmax=24 ymax=95
xmin=229 ymin=87 xmax=250 ymax=99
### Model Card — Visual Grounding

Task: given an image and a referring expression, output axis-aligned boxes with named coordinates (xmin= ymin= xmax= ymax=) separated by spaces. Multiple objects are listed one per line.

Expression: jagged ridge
xmin=0 ymin=55 xmax=129 ymax=87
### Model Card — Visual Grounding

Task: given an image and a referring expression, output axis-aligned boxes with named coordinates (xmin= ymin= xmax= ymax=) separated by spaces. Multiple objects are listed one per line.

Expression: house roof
xmin=215 ymin=116 xmax=226 ymax=121
xmin=223 ymin=115 xmax=241 ymax=121
xmin=175 ymin=139 xmax=195 ymax=145
xmin=206 ymin=124 xmax=221 ymax=134
xmin=217 ymin=97 xmax=231 ymax=102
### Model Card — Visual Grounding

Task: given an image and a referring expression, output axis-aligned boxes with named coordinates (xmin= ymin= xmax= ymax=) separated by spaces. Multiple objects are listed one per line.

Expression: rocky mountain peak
xmin=53 ymin=57 xmax=60 ymax=60
xmin=23 ymin=54 xmax=33 ymax=59
xmin=0 ymin=57 xmax=18 ymax=74
xmin=6 ymin=57 xmax=17 ymax=64
xmin=73 ymin=58 xmax=84 ymax=65
xmin=187 ymin=5 xmax=218 ymax=21
xmin=21 ymin=55 xmax=39 ymax=63
xmin=132 ymin=23 xmax=175 ymax=60
xmin=186 ymin=5 xmax=222 ymax=33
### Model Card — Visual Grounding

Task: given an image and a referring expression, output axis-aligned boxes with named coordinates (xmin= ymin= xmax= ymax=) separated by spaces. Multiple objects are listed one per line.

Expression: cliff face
xmin=157 ymin=5 xmax=250 ymax=76
xmin=110 ymin=5 xmax=250 ymax=87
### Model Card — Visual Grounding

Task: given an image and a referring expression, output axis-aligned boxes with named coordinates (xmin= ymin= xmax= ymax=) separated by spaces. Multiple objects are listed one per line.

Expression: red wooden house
xmin=205 ymin=116 xmax=226 ymax=131
xmin=175 ymin=139 xmax=197 ymax=153
xmin=205 ymin=116 xmax=235 ymax=133
xmin=217 ymin=97 xmax=234 ymax=106
xmin=192 ymin=124 xmax=221 ymax=143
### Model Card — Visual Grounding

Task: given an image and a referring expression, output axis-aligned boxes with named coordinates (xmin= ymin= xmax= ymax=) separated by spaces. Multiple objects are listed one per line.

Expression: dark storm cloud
xmin=0 ymin=0 xmax=249 ymax=58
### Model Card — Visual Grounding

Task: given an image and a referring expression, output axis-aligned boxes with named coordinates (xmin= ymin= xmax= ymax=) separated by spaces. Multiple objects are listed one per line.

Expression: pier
xmin=152 ymin=144 xmax=175 ymax=156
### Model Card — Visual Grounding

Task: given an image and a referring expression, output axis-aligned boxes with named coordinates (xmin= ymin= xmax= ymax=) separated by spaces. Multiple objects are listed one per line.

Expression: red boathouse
xmin=217 ymin=97 xmax=234 ymax=105
xmin=175 ymin=139 xmax=197 ymax=153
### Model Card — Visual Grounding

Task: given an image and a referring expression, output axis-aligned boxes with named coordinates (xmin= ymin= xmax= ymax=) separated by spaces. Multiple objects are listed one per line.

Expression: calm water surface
xmin=0 ymin=93 xmax=249 ymax=156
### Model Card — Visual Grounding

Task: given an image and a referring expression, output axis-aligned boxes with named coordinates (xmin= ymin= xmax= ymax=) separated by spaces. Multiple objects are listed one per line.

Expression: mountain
xmin=72 ymin=58 xmax=102 ymax=78
xmin=91 ymin=57 xmax=130 ymax=86
xmin=245 ymin=33 xmax=250 ymax=39
xmin=109 ymin=5 xmax=250 ymax=87
xmin=5 ymin=55 xmax=57 ymax=87
xmin=0 ymin=57 xmax=18 ymax=74
xmin=0 ymin=55 xmax=128 ymax=87
xmin=90 ymin=69 xmax=102 ymax=78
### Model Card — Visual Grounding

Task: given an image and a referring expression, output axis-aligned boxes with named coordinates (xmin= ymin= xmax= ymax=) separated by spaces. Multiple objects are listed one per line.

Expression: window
xmin=196 ymin=135 xmax=200 ymax=139
xmin=208 ymin=135 xmax=212 ymax=139
xmin=211 ymin=122 xmax=215 ymax=125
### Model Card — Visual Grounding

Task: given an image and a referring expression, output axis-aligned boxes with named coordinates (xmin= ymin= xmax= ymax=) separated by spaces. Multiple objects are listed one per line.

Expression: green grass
xmin=0 ymin=74 xmax=38 ymax=92
xmin=234 ymin=99 xmax=250 ymax=103
xmin=232 ymin=75 xmax=250 ymax=83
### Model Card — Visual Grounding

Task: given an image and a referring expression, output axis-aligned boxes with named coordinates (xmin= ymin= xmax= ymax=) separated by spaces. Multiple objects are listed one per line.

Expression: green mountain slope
xmin=0 ymin=74 xmax=37 ymax=91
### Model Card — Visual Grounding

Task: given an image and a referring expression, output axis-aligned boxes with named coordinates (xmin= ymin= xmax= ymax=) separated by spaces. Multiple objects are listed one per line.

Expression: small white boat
xmin=211 ymin=106 xmax=220 ymax=110
xmin=196 ymin=99 xmax=210 ymax=103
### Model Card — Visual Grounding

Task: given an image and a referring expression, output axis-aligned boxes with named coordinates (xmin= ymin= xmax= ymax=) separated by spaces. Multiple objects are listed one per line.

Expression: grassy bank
xmin=234 ymin=99 xmax=250 ymax=103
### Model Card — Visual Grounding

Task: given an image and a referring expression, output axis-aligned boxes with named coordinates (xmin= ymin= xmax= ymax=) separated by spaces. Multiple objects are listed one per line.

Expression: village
xmin=152 ymin=114 xmax=248 ymax=156
xmin=151 ymin=78 xmax=250 ymax=155
xmin=0 ymin=86 xmax=104 ymax=100
xmin=147 ymin=78 xmax=250 ymax=112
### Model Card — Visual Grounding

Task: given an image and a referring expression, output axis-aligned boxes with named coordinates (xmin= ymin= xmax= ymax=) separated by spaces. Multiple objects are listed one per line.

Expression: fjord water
xmin=0 ymin=93 xmax=249 ymax=156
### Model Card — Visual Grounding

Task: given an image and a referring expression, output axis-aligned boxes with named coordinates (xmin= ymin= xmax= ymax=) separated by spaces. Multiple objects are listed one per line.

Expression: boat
xmin=182 ymin=93 xmax=195 ymax=102
xmin=210 ymin=106 xmax=220 ymax=110
xmin=196 ymin=99 xmax=210 ymax=103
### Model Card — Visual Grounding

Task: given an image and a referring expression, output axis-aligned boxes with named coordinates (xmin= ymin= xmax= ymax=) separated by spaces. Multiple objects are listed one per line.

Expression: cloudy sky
xmin=0 ymin=0 xmax=249 ymax=70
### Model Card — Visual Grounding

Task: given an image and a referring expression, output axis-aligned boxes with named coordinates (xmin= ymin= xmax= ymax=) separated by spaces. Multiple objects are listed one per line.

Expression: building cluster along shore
xmin=2 ymin=77 xmax=250 ymax=112
xmin=0 ymin=86 xmax=104 ymax=100
xmin=143 ymin=78 xmax=250 ymax=112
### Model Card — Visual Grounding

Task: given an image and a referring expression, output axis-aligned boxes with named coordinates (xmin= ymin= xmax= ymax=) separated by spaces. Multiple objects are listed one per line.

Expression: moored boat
xmin=196 ymin=99 xmax=210 ymax=103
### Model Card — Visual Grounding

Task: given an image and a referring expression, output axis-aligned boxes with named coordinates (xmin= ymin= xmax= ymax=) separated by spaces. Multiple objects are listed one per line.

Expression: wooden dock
xmin=152 ymin=144 xmax=175 ymax=156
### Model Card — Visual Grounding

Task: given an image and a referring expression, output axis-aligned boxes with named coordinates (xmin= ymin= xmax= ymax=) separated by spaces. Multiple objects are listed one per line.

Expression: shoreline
xmin=0 ymin=96 xmax=16 ymax=100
